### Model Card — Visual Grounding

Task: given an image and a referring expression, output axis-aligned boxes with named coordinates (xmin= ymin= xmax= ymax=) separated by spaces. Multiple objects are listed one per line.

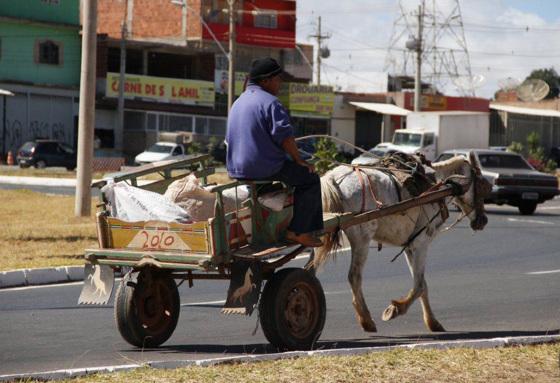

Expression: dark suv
xmin=17 ymin=140 xmax=77 ymax=170
xmin=437 ymin=149 xmax=559 ymax=215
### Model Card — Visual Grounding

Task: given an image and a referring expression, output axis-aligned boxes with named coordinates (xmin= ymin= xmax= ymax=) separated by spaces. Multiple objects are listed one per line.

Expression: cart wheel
xmin=259 ymin=268 xmax=326 ymax=351
xmin=114 ymin=269 xmax=180 ymax=348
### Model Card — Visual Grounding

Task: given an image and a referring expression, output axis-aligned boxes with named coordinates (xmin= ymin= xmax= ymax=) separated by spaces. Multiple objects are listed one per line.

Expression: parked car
xmin=134 ymin=142 xmax=187 ymax=165
xmin=351 ymin=143 xmax=396 ymax=165
xmin=16 ymin=139 xmax=76 ymax=170
xmin=436 ymin=149 xmax=559 ymax=215
xmin=548 ymin=146 xmax=560 ymax=165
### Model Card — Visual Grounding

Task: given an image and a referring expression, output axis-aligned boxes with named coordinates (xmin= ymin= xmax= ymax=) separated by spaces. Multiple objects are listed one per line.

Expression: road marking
xmin=537 ymin=206 xmax=560 ymax=210
xmin=507 ymin=218 xmax=555 ymax=225
xmin=526 ymin=269 xmax=560 ymax=275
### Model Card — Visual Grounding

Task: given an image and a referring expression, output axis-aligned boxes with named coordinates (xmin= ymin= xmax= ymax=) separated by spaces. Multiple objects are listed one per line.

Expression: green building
xmin=0 ymin=0 xmax=81 ymax=156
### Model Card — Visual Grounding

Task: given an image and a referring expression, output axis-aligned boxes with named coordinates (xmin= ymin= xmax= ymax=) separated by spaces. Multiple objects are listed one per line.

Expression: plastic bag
xmin=101 ymin=181 xmax=191 ymax=223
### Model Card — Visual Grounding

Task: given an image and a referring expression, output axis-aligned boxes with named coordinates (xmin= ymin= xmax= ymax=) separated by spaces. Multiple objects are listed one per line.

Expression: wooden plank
xmin=232 ymin=243 xmax=300 ymax=260
xmin=332 ymin=185 xmax=458 ymax=231
xmin=91 ymin=154 xmax=211 ymax=189
xmin=140 ymin=168 xmax=215 ymax=193
xmin=86 ymin=248 xmax=212 ymax=264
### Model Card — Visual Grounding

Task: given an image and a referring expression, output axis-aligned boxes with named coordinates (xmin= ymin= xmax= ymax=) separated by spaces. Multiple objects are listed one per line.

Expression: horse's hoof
xmin=428 ymin=320 xmax=446 ymax=332
xmin=382 ymin=304 xmax=399 ymax=321
xmin=360 ymin=319 xmax=377 ymax=332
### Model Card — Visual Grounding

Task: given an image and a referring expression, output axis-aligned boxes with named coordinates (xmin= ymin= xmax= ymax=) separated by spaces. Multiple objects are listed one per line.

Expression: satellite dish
xmin=516 ymin=79 xmax=550 ymax=102
xmin=497 ymin=77 xmax=521 ymax=91
xmin=452 ymin=74 xmax=486 ymax=94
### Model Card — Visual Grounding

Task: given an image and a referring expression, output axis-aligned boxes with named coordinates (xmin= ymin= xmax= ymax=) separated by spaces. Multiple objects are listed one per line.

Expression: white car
xmin=134 ymin=142 xmax=186 ymax=165
xmin=351 ymin=143 xmax=396 ymax=165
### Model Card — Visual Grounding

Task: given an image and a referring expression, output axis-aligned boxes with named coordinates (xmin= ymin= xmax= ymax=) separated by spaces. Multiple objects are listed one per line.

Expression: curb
xmin=1 ymin=334 xmax=558 ymax=382
xmin=0 ymin=266 xmax=84 ymax=289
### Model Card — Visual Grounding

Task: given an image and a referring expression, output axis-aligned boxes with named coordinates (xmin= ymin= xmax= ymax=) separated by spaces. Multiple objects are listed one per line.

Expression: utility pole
xmin=227 ymin=0 xmax=236 ymax=112
xmin=75 ymin=0 xmax=97 ymax=217
xmin=414 ymin=4 xmax=423 ymax=112
xmin=309 ymin=16 xmax=330 ymax=86
xmin=116 ymin=11 xmax=127 ymax=154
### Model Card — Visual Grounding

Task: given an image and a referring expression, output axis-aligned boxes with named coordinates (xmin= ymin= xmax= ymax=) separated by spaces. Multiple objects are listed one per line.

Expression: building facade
xmin=0 ymin=0 xmax=81 ymax=157
xmin=96 ymin=0 xmax=321 ymax=160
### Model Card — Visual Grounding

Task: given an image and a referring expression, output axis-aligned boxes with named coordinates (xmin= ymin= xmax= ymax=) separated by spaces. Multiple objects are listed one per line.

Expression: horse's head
xmin=433 ymin=152 xmax=491 ymax=231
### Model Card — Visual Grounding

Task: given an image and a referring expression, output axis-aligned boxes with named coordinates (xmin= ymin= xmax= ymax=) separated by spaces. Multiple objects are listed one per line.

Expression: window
xmin=423 ymin=133 xmax=435 ymax=146
xmin=254 ymin=10 xmax=278 ymax=29
xmin=36 ymin=40 xmax=61 ymax=65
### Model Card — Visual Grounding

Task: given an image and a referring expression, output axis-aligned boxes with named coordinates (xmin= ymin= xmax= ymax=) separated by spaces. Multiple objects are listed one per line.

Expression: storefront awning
xmin=349 ymin=102 xmax=410 ymax=116
xmin=0 ymin=89 xmax=14 ymax=96
xmin=490 ymin=103 xmax=560 ymax=118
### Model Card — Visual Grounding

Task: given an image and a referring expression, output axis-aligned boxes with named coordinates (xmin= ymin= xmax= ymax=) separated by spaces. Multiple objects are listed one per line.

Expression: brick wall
xmin=97 ymin=0 xmax=127 ymax=38
xmin=98 ymin=0 xmax=189 ymax=39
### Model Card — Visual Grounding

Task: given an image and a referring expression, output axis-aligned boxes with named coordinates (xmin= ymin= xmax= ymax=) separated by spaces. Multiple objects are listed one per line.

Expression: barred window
xmin=36 ymin=40 xmax=61 ymax=65
xmin=254 ymin=10 xmax=277 ymax=29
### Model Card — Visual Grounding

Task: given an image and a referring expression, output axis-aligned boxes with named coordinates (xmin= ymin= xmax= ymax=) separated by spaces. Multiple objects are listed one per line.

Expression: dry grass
xmin=0 ymin=171 xmax=232 ymax=272
xmin=0 ymin=189 xmax=97 ymax=271
xmin=50 ymin=343 xmax=559 ymax=383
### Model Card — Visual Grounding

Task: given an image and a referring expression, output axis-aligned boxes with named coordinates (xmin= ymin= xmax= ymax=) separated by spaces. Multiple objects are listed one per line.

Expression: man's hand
xmin=282 ymin=136 xmax=317 ymax=173
xmin=297 ymin=160 xmax=316 ymax=173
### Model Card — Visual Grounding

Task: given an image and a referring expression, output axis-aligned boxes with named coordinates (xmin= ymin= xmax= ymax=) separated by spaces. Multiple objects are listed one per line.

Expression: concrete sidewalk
xmin=0 ymin=266 xmax=85 ymax=288
xmin=0 ymin=175 xmax=81 ymax=187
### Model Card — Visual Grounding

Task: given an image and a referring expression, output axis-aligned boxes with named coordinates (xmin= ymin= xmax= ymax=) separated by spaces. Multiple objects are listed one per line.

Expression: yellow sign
xmin=106 ymin=72 xmax=215 ymax=107
xmin=280 ymin=83 xmax=334 ymax=117
xmin=421 ymin=94 xmax=447 ymax=110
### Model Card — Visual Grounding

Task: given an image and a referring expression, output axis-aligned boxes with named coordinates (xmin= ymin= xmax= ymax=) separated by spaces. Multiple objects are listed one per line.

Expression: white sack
xmin=164 ymin=174 xmax=250 ymax=221
xmin=101 ymin=181 xmax=190 ymax=223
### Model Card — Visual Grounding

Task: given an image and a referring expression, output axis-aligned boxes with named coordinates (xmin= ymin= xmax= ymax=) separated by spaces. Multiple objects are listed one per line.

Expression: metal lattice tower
xmin=384 ymin=0 xmax=476 ymax=96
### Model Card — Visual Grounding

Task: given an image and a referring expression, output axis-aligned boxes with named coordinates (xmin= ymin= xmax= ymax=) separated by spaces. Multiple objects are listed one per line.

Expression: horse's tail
xmin=312 ymin=174 xmax=344 ymax=270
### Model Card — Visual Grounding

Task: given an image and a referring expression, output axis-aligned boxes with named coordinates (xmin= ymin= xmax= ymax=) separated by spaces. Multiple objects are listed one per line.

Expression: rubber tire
xmin=35 ymin=160 xmax=47 ymax=169
xmin=259 ymin=268 xmax=326 ymax=351
xmin=114 ymin=270 xmax=180 ymax=348
xmin=518 ymin=201 xmax=537 ymax=215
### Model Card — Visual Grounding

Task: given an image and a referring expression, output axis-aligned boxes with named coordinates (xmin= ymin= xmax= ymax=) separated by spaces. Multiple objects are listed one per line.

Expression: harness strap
xmin=353 ymin=167 xmax=384 ymax=213
xmin=354 ymin=167 xmax=367 ymax=213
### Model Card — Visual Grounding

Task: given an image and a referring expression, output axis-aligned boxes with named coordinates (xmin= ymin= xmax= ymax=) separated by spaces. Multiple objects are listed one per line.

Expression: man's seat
xmin=234 ymin=180 xmax=286 ymax=197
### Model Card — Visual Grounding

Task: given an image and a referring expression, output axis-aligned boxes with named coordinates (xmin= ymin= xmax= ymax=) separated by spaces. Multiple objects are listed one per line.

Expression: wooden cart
xmin=78 ymin=155 xmax=465 ymax=351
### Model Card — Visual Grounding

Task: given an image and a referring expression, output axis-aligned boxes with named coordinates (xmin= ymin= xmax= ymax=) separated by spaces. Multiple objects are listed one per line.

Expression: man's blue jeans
xmin=265 ymin=160 xmax=324 ymax=235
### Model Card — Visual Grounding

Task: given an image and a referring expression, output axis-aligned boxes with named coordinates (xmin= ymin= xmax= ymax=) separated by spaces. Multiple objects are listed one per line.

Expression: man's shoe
xmin=285 ymin=231 xmax=323 ymax=248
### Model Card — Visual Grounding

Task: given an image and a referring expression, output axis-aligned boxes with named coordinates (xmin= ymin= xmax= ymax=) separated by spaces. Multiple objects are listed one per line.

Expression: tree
xmin=525 ymin=67 xmax=560 ymax=99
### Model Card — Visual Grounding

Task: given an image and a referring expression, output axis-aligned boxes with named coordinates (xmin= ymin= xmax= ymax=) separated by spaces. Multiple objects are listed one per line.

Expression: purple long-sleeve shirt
xmin=226 ymin=83 xmax=293 ymax=179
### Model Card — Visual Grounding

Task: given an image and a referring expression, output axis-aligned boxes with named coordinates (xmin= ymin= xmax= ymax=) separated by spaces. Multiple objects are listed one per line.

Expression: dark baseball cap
xmin=249 ymin=57 xmax=284 ymax=81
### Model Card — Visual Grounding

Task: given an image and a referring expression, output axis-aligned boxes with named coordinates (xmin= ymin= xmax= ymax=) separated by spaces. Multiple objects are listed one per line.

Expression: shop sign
xmin=421 ymin=94 xmax=447 ymax=110
xmin=214 ymin=70 xmax=248 ymax=96
xmin=279 ymin=83 xmax=334 ymax=117
xmin=106 ymin=73 xmax=215 ymax=107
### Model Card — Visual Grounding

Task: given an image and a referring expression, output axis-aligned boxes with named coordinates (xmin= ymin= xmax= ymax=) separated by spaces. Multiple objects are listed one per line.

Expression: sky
xmin=295 ymin=0 xmax=560 ymax=99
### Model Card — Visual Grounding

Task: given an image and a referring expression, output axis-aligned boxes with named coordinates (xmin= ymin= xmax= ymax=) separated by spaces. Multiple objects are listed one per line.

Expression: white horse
xmin=313 ymin=152 xmax=491 ymax=332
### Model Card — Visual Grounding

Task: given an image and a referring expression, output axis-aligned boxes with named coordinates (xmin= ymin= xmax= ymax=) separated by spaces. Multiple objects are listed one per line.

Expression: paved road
xmin=1 ymin=200 xmax=559 ymax=376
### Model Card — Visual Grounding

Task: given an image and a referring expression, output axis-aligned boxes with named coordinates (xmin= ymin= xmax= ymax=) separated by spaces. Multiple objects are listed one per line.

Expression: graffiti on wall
xmin=1 ymin=119 xmax=70 ymax=154
xmin=0 ymin=94 xmax=75 ymax=154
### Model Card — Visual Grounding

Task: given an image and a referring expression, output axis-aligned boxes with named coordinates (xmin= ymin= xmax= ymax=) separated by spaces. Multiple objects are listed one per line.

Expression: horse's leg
xmin=382 ymin=244 xmax=429 ymax=324
xmin=347 ymin=228 xmax=377 ymax=332
xmin=419 ymin=281 xmax=445 ymax=332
